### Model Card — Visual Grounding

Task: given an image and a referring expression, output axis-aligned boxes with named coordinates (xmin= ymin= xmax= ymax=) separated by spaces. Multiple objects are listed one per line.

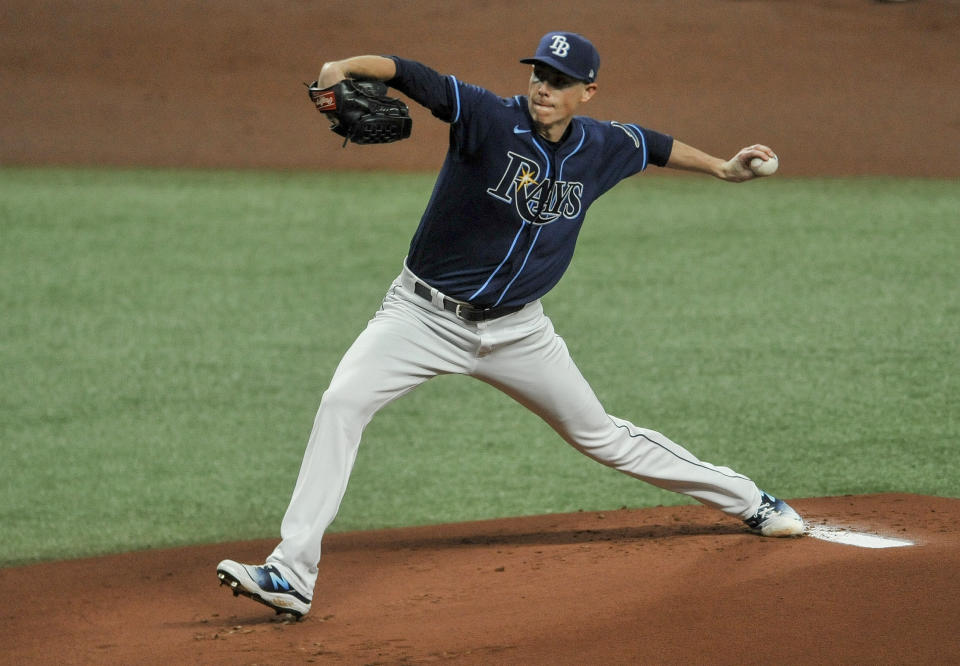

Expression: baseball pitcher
xmin=217 ymin=31 xmax=802 ymax=619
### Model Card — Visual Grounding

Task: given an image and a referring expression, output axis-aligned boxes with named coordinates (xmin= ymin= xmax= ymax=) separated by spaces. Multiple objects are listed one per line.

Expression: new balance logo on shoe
xmin=216 ymin=559 xmax=312 ymax=618
xmin=268 ymin=570 xmax=291 ymax=591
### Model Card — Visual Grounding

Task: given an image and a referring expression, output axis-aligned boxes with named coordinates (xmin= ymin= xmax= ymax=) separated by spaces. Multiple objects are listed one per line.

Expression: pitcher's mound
xmin=3 ymin=494 xmax=958 ymax=664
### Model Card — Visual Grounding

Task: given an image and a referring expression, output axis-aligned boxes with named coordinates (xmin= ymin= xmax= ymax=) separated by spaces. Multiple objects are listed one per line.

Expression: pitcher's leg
xmin=475 ymin=312 xmax=761 ymax=518
xmin=594 ymin=415 xmax=762 ymax=517
xmin=267 ymin=287 xmax=473 ymax=595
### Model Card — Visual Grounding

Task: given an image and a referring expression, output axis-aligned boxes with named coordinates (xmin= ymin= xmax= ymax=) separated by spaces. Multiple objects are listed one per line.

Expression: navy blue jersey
xmin=387 ymin=57 xmax=673 ymax=308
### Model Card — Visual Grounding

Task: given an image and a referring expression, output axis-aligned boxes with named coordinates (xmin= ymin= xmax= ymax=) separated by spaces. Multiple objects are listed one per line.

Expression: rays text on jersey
xmin=486 ymin=151 xmax=584 ymax=225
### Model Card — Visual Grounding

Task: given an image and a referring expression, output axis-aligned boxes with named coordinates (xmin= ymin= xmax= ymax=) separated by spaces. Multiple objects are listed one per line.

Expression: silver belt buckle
xmin=454 ymin=302 xmax=481 ymax=321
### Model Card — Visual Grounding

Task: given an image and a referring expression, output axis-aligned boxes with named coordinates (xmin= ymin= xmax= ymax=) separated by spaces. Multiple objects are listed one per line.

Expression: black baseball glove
xmin=306 ymin=79 xmax=412 ymax=146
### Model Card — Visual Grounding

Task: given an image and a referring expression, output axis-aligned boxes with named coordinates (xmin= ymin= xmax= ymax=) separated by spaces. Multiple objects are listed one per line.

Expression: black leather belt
xmin=413 ymin=281 xmax=522 ymax=322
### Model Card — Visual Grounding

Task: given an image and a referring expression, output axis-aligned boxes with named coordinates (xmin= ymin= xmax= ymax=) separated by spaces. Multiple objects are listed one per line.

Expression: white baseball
xmin=749 ymin=154 xmax=779 ymax=177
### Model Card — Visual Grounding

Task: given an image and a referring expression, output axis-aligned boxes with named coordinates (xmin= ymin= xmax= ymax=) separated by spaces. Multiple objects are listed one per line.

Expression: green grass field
xmin=1 ymin=167 xmax=957 ymax=566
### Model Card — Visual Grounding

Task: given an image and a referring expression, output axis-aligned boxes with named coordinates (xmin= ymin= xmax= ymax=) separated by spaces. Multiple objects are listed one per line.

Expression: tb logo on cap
xmin=548 ymin=35 xmax=570 ymax=57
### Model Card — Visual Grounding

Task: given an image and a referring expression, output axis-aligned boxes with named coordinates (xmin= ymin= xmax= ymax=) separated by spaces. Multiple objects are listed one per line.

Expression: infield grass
xmin=1 ymin=168 xmax=957 ymax=565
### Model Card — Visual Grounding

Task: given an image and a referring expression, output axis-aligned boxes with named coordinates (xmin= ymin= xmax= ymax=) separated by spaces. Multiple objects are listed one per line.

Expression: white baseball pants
xmin=267 ymin=264 xmax=762 ymax=598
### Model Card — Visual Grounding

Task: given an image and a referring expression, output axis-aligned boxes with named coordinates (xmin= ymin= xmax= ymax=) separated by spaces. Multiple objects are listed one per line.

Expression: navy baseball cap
xmin=520 ymin=32 xmax=600 ymax=83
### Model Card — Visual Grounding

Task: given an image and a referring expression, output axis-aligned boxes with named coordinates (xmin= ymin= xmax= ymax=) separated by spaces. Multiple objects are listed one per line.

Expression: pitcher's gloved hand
xmin=306 ymin=79 xmax=412 ymax=146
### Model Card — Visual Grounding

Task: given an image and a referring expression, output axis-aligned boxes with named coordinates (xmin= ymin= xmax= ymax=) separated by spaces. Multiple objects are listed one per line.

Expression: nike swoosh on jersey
xmin=513 ymin=125 xmax=532 ymax=134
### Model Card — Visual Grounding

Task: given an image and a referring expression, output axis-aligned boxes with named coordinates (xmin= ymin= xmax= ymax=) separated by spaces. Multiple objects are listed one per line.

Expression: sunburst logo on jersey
xmin=516 ymin=167 xmax=538 ymax=190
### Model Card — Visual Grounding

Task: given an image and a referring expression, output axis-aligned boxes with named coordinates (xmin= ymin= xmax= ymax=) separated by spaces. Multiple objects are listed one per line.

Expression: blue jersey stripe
xmin=489 ymin=136 xmax=551 ymax=304
xmin=449 ymin=75 xmax=462 ymax=123
xmin=530 ymin=137 xmax=551 ymax=180
xmin=473 ymin=135 xmax=549 ymax=303
xmin=557 ymin=125 xmax=586 ymax=181
xmin=493 ymin=226 xmax=543 ymax=306
xmin=468 ymin=224 xmax=526 ymax=301
xmin=626 ymin=123 xmax=648 ymax=171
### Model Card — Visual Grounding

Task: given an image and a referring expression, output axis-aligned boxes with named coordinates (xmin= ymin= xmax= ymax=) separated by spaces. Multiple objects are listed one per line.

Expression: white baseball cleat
xmin=216 ymin=559 xmax=312 ymax=618
xmin=744 ymin=491 xmax=804 ymax=537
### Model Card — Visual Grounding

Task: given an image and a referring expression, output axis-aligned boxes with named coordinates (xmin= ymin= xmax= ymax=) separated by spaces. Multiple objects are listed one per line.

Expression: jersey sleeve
xmin=386 ymin=56 xmax=507 ymax=159
xmin=385 ymin=56 xmax=461 ymax=122
xmin=608 ymin=122 xmax=673 ymax=170
xmin=643 ymin=128 xmax=673 ymax=167
xmin=587 ymin=121 xmax=675 ymax=196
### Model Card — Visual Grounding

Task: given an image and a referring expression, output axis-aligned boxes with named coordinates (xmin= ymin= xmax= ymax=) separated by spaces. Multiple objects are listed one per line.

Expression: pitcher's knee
xmin=317 ymin=382 xmax=377 ymax=423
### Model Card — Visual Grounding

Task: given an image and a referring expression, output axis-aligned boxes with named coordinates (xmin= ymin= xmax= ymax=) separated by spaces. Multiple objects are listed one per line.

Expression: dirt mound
xmin=3 ymin=494 xmax=958 ymax=664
